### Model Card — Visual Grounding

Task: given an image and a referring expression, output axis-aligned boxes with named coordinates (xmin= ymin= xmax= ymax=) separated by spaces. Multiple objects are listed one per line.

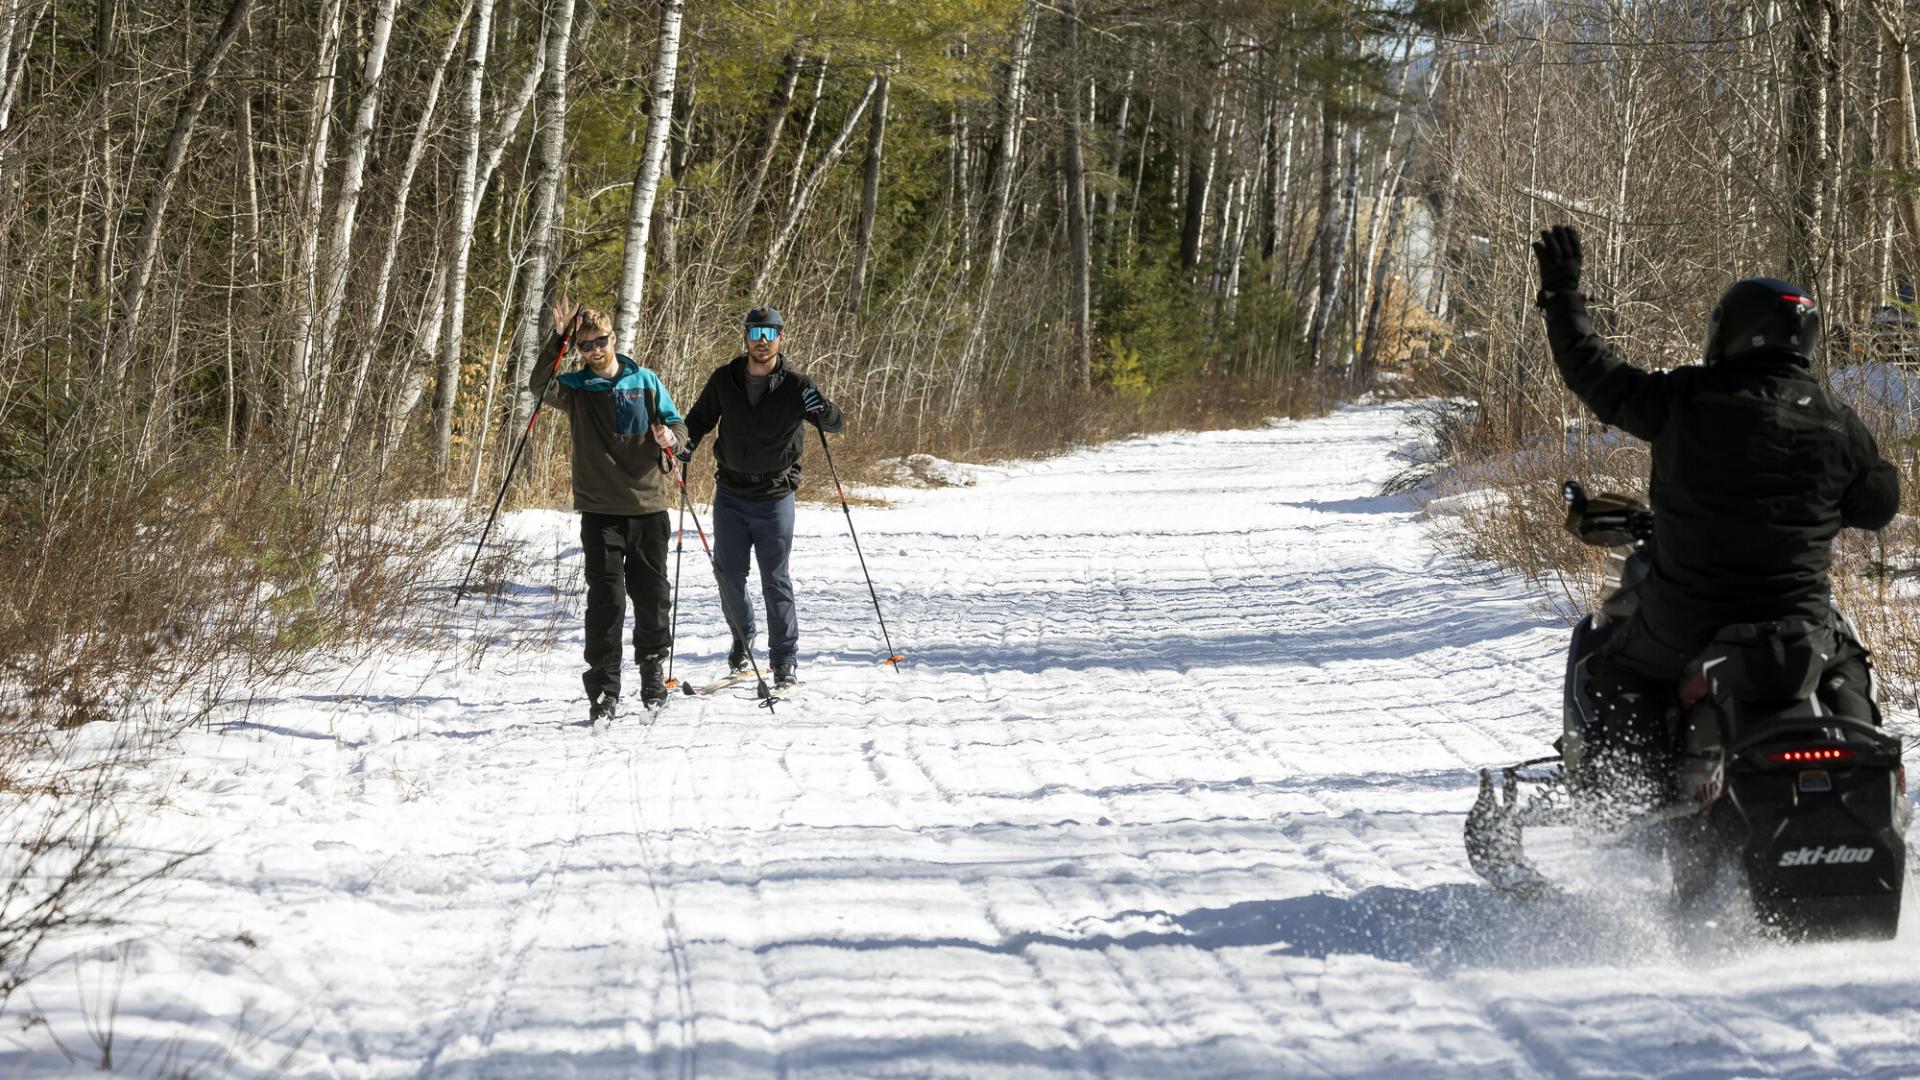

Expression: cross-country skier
xmin=675 ymin=306 xmax=844 ymax=690
xmin=1531 ymin=224 xmax=1900 ymax=803
xmin=531 ymin=300 xmax=689 ymax=724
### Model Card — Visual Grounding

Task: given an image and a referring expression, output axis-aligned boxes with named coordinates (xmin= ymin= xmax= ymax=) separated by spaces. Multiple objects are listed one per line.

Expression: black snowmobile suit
xmin=1540 ymin=290 xmax=1899 ymax=650
xmin=683 ymin=355 xmax=846 ymax=500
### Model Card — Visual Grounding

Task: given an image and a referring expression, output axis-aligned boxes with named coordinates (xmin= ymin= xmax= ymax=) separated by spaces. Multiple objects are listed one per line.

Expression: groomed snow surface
xmin=8 ymin=402 xmax=1920 ymax=1078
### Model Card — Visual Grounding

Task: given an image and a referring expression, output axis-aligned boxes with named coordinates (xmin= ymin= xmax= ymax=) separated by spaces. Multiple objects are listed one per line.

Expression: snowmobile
xmin=1465 ymin=481 xmax=1910 ymax=939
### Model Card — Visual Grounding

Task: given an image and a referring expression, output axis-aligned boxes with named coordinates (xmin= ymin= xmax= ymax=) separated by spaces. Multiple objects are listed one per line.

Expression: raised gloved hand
xmin=801 ymin=386 xmax=826 ymax=415
xmin=1531 ymin=224 xmax=1583 ymax=303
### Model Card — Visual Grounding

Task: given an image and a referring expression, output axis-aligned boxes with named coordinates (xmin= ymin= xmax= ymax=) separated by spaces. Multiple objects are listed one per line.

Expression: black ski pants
xmin=580 ymin=510 xmax=672 ymax=701
xmin=1583 ymin=610 xmax=1877 ymax=794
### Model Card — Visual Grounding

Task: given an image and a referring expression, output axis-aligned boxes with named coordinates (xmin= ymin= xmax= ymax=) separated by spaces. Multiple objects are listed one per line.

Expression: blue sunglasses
xmin=746 ymin=326 xmax=781 ymax=342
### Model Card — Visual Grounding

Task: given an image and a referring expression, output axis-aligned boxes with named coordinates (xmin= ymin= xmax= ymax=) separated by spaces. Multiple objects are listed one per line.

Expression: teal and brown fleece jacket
xmin=529 ymin=333 xmax=689 ymax=516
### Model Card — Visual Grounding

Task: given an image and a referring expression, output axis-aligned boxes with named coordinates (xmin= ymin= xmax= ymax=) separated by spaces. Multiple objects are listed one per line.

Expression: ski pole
xmin=672 ymin=463 xmax=777 ymax=712
xmin=665 ymin=488 xmax=687 ymax=690
xmin=813 ymin=424 xmax=903 ymax=669
xmin=455 ymin=305 xmax=583 ymax=605
xmin=648 ymin=389 xmax=684 ymax=690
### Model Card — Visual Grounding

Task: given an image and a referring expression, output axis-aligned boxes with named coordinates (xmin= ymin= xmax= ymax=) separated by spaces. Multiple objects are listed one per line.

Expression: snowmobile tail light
xmin=1899 ymin=765 xmax=1907 ymax=797
xmin=1767 ymin=748 xmax=1856 ymax=765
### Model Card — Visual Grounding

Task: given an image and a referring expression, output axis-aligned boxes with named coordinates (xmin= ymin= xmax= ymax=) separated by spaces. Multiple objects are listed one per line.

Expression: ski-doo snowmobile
xmin=1465 ymin=481 xmax=1909 ymax=939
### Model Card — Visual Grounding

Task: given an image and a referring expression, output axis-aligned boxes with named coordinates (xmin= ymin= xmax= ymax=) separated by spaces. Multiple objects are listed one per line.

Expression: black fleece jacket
xmin=682 ymin=354 xmax=845 ymax=499
xmin=1541 ymin=291 xmax=1900 ymax=645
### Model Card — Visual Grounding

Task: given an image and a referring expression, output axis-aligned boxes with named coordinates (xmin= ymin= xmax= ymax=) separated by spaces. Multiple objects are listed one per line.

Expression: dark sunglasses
xmin=575 ymin=334 xmax=611 ymax=353
xmin=746 ymin=326 xmax=781 ymax=342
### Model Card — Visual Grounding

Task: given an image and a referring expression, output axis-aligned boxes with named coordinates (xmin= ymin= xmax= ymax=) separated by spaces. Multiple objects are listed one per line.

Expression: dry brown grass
xmin=0 ymin=458 xmax=480 ymax=738
xmin=0 ymin=453 xmax=495 ymax=1013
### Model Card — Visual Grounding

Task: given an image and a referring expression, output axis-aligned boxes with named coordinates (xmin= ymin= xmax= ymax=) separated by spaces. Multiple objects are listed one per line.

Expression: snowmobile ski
xmin=1464 ymin=759 xmax=1565 ymax=898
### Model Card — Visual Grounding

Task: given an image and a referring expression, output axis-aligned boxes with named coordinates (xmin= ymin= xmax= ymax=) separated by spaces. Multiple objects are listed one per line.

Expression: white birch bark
xmin=979 ymin=0 xmax=1037 ymax=290
xmin=109 ymin=0 xmax=254 ymax=378
xmin=509 ymin=0 xmax=577 ymax=431
xmin=311 ymin=0 xmax=399 ymax=421
xmin=784 ymin=58 xmax=829 ymax=211
xmin=1868 ymin=2 xmax=1920 ymax=272
xmin=1102 ymin=60 xmax=1134 ymax=251
xmin=1063 ymin=5 xmax=1090 ymax=389
xmin=613 ymin=0 xmax=683 ymax=346
xmin=739 ymin=52 xmax=801 ymax=231
xmin=476 ymin=43 xmax=546 ymax=209
xmin=330 ymin=0 xmax=474 ymax=477
xmin=285 ymin=0 xmax=347 ymax=450
xmin=848 ymin=72 xmax=889 ymax=316
xmin=431 ymin=0 xmax=497 ymax=471
xmin=955 ymin=0 xmax=1036 ymax=398
xmin=751 ymin=73 xmax=880 ymax=297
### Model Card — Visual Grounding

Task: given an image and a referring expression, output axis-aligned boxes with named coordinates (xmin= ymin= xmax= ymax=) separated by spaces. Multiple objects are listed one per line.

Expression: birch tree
xmin=109 ymin=0 xmax=255 ymax=382
xmin=1063 ymin=6 xmax=1091 ymax=389
xmin=847 ymin=71 xmax=890 ymax=316
xmin=614 ymin=0 xmax=684 ymax=347
xmin=510 ymin=0 xmax=577 ymax=432
xmin=751 ymin=72 xmax=881 ymax=296
xmin=310 ymin=0 xmax=401 ymax=434
xmin=431 ymin=0 xmax=498 ymax=471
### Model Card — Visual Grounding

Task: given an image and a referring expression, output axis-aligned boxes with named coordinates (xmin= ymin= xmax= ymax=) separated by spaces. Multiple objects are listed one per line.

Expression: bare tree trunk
xmin=1102 ymin=58 xmax=1134 ymax=251
xmin=784 ymin=58 xmax=829 ymax=211
xmin=1787 ymin=0 xmax=1836 ymax=297
xmin=613 ymin=0 xmax=683 ymax=344
xmin=285 ymin=0 xmax=346 ymax=460
xmin=108 ymin=0 xmax=255 ymax=379
xmin=476 ymin=38 xmax=547 ymax=209
xmin=89 ymin=0 xmax=117 ymax=305
xmin=752 ymin=73 xmax=881 ymax=297
xmin=1868 ymin=2 xmax=1920 ymax=275
xmin=510 ymin=0 xmax=577 ymax=433
xmin=431 ymin=0 xmax=497 ymax=472
xmin=1268 ymin=97 xmax=1296 ymax=282
xmin=1063 ymin=6 xmax=1091 ymax=390
xmin=847 ymin=72 xmax=889 ymax=316
xmin=1308 ymin=126 xmax=1359 ymax=367
xmin=331 ymin=0 xmax=474 ymax=478
xmin=1357 ymin=179 xmax=1409 ymax=378
xmin=1126 ymin=93 xmax=1153 ymax=261
xmin=980 ymin=0 xmax=1037 ymax=288
xmin=309 ymin=0 xmax=399 ymax=441
xmin=232 ymin=69 xmax=263 ymax=446
xmin=1178 ymin=100 xmax=1216 ymax=273
xmin=738 ymin=52 xmax=801 ymax=229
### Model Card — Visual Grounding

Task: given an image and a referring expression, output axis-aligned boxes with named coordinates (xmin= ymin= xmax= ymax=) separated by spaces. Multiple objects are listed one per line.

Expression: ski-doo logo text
xmin=1777 ymin=845 xmax=1876 ymax=868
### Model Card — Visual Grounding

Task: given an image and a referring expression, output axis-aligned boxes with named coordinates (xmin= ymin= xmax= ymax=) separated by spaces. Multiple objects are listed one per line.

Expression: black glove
xmin=1531 ymin=224 xmax=1583 ymax=306
xmin=675 ymin=444 xmax=695 ymax=464
xmin=801 ymin=386 xmax=826 ymax=416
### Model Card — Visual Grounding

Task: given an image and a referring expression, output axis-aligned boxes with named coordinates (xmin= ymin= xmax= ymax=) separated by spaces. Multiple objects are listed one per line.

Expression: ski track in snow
xmin=8 ymin=401 xmax=1920 ymax=1078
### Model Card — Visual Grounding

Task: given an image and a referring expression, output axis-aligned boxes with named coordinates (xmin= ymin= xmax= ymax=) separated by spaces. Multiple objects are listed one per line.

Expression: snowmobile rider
xmin=675 ymin=306 xmax=844 ymax=690
xmin=531 ymin=300 xmax=689 ymax=723
xmin=1531 ymin=224 xmax=1900 ymax=801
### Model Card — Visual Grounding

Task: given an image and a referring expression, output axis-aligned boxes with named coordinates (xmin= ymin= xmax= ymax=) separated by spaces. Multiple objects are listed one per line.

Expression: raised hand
xmin=1531 ymin=225 xmax=1583 ymax=298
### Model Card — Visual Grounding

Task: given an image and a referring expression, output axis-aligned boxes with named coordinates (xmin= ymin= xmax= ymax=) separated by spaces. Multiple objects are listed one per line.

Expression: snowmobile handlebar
xmin=1561 ymin=479 xmax=1653 ymax=549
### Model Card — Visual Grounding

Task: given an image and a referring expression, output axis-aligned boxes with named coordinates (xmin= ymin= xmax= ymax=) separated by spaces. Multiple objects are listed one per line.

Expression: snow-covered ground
xmin=7 ymin=401 xmax=1919 ymax=1077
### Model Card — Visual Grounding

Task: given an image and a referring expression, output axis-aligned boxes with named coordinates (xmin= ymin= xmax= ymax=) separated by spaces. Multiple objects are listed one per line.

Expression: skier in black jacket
xmin=677 ymin=306 xmax=844 ymax=688
xmin=1532 ymin=225 xmax=1900 ymax=798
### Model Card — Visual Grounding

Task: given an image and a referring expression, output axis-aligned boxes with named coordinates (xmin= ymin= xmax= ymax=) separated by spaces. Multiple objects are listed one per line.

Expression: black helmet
xmin=1702 ymin=277 xmax=1821 ymax=366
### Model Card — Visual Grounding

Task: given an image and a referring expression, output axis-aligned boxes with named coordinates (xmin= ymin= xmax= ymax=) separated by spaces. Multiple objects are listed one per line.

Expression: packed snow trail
xmin=9 ymin=402 xmax=1920 ymax=1077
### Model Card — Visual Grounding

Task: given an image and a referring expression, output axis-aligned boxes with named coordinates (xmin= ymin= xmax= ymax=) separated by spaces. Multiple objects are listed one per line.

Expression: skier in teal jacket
xmin=530 ymin=301 xmax=689 ymax=723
